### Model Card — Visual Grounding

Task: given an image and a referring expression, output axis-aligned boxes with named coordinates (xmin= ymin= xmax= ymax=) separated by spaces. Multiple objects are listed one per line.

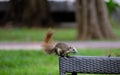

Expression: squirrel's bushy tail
xmin=44 ymin=29 xmax=54 ymax=43
xmin=42 ymin=29 xmax=55 ymax=54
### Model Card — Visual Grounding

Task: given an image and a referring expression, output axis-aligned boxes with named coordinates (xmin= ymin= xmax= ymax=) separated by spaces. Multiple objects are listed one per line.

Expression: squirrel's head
xmin=68 ymin=47 xmax=78 ymax=54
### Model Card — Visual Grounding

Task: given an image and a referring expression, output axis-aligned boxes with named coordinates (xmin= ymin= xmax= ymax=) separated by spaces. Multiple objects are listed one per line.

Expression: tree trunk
xmin=1 ymin=0 xmax=25 ymax=27
xmin=22 ymin=0 xmax=53 ymax=27
xmin=76 ymin=0 xmax=116 ymax=40
xmin=3 ymin=0 xmax=53 ymax=28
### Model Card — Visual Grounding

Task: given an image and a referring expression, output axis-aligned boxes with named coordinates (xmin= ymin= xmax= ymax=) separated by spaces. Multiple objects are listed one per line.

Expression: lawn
xmin=0 ymin=49 xmax=119 ymax=75
xmin=0 ymin=28 xmax=76 ymax=42
xmin=0 ymin=27 xmax=120 ymax=42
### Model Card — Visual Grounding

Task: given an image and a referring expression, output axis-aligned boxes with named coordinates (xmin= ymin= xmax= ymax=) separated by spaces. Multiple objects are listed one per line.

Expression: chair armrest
xmin=59 ymin=56 xmax=120 ymax=74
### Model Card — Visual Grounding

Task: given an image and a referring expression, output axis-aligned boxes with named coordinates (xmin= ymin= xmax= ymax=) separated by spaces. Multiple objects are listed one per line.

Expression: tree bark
xmin=96 ymin=0 xmax=116 ymax=39
xmin=76 ymin=0 xmax=88 ymax=40
xmin=76 ymin=0 xmax=116 ymax=40
xmin=88 ymin=0 xmax=103 ymax=39
xmin=22 ymin=0 xmax=53 ymax=27
xmin=1 ymin=0 xmax=25 ymax=27
xmin=3 ymin=0 xmax=53 ymax=28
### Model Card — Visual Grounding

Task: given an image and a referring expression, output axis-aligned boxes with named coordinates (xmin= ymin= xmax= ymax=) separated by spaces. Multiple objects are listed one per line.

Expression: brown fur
xmin=42 ymin=29 xmax=55 ymax=54
xmin=42 ymin=29 xmax=77 ymax=56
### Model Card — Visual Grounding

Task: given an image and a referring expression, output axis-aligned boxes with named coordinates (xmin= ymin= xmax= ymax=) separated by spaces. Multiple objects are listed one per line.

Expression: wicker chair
xmin=59 ymin=56 xmax=120 ymax=75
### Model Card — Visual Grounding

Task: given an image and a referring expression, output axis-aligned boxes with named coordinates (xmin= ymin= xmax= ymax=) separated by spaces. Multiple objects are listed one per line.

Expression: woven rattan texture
xmin=59 ymin=56 xmax=120 ymax=74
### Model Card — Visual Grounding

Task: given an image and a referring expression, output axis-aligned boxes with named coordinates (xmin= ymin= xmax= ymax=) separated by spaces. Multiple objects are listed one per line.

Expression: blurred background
xmin=0 ymin=0 xmax=120 ymax=75
xmin=0 ymin=0 xmax=120 ymax=41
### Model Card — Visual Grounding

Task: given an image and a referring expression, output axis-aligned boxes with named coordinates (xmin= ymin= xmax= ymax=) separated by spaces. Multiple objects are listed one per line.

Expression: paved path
xmin=0 ymin=41 xmax=120 ymax=50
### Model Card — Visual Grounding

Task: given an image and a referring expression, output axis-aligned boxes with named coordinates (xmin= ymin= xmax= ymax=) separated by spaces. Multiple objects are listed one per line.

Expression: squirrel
xmin=42 ymin=29 xmax=77 ymax=57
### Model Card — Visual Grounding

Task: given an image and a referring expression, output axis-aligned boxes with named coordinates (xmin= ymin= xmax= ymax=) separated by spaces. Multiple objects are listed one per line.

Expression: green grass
xmin=0 ymin=28 xmax=76 ymax=42
xmin=0 ymin=50 xmax=58 ymax=75
xmin=113 ymin=27 xmax=120 ymax=37
xmin=0 ymin=27 xmax=120 ymax=42
xmin=0 ymin=49 xmax=119 ymax=75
